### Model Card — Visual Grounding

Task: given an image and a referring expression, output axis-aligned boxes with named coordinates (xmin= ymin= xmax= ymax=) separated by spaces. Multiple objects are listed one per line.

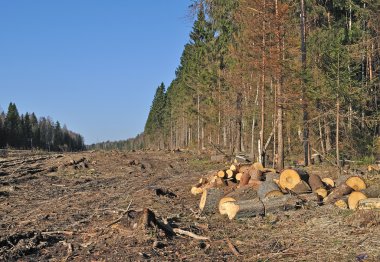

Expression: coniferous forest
xmin=142 ymin=0 xmax=380 ymax=168
xmin=0 ymin=102 xmax=84 ymax=151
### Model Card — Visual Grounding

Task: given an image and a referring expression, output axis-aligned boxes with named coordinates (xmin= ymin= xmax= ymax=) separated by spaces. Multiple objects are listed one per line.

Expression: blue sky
xmin=0 ymin=1 xmax=192 ymax=144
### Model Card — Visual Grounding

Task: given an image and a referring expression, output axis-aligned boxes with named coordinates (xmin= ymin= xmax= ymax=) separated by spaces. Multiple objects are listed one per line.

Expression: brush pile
xmin=191 ymin=160 xmax=380 ymax=220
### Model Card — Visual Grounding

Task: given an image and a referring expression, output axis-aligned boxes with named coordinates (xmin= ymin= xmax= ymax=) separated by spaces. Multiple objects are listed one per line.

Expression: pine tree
xmin=5 ymin=103 xmax=21 ymax=147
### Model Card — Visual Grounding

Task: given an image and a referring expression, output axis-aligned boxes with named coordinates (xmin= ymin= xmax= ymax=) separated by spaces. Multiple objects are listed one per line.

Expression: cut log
xmin=336 ymin=175 xmax=366 ymax=191
xmin=249 ymin=168 xmax=263 ymax=181
xmin=191 ymin=186 xmax=204 ymax=196
xmin=334 ymin=199 xmax=348 ymax=209
xmin=230 ymin=164 xmax=238 ymax=172
xmin=223 ymin=194 xmax=317 ymax=220
xmin=211 ymin=177 xmax=228 ymax=188
xmin=226 ymin=169 xmax=236 ymax=179
xmin=219 ymin=197 xmax=236 ymax=215
xmin=235 ymin=173 xmax=243 ymax=181
xmin=261 ymin=195 xmax=298 ymax=214
xmin=264 ymin=172 xmax=280 ymax=182
xmin=323 ymin=184 xmax=353 ymax=204
xmin=315 ymin=188 xmax=328 ymax=199
xmin=361 ymin=185 xmax=380 ymax=198
xmin=321 ymin=177 xmax=335 ymax=189
xmin=247 ymin=180 xmax=262 ymax=190
xmin=291 ymin=180 xmax=311 ymax=194
xmin=224 ymin=186 xmax=258 ymax=201
xmin=257 ymin=180 xmax=283 ymax=200
xmin=219 ymin=186 xmax=258 ymax=215
xmin=308 ymin=174 xmax=325 ymax=191
xmin=199 ymin=188 xmax=224 ymax=214
xmin=346 ymin=176 xmax=366 ymax=191
xmin=217 ymin=170 xmax=227 ymax=178
xmin=238 ymin=165 xmax=252 ymax=174
xmin=357 ymin=198 xmax=380 ymax=211
xmin=238 ymin=172 xmax=251 ymax=187
xmin=348 ymin=191 xmax=367 ymax=210
xmin=222 ymin=198 xmax=265 ymax=220
xmin=279 ymin=169 xmax=309 ymax=190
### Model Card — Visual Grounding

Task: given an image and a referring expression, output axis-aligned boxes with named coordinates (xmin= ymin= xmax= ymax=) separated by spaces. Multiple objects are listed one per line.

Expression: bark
xmin=260 ymin=0 xmax=266 ymax=165
xmin=357 ymin=198 xmax=380 ymax=210
xmin=257 ymin=180 xmax=283 ymax=199
xmin=300 ymin=0 xmax=309 ymax=166
xmin=275 ymin=0 xmax=284 ymax=170
xmin=323 ymin=183 xmax=353 ymax=204
xmin=199 ymin=188 xmax=224 ymax=215
xmin=308 ymin=173 xmax=325 ymax=192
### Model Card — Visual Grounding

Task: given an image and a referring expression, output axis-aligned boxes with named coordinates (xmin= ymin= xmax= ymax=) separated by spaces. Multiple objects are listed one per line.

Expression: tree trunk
xmin=300 ymin=0 xmax=309 ymax=166
xmin=260 ymin=0 xmax=266 ymax=165
xmin=197 ymin=93 xmax=200 ymax=151
xmin=325 ymin=121 xmax=332 ymax=152
xmin=336 ymin=53 xmax=340 ymax=167
xmin=275 ymin=0 xmax=284 ymax=170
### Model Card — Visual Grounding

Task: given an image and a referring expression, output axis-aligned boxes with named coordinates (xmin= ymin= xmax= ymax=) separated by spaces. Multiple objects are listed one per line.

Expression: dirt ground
xmin=0 ymin=150 xmax=379 ymax=261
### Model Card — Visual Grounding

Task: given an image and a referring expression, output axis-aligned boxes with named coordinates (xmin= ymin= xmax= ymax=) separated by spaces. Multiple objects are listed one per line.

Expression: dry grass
xmin=0 ymin=150 xmax=379 ymax=261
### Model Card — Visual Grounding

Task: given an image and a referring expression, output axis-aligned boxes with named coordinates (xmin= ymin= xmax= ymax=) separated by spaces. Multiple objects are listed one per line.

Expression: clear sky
xmin=0 ymin=1 xmax=192 ymax=144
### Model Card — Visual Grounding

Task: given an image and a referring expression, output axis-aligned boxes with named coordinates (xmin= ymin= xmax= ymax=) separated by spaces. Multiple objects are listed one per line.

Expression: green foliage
xmin=0 ymin=102 xmax=84 ymax=151
xmin=135 ymin=0 xmax=379 ymax=161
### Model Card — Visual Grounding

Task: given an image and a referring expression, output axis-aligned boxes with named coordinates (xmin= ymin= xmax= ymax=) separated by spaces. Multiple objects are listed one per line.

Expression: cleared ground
xmin=0 ymin=150 xmax=379 ymax=261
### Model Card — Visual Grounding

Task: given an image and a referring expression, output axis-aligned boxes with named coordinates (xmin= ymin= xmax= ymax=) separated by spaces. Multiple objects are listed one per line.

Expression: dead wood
xmin=357 ymin=198 xmax=380 ymax=210
xmin=290 ymin=180 xmax=311 ymax=194
xmin=106 ymin=199 xmax=133 ymax=228
xmin=173 ymin=228 xmax=209 ymax=240
xmin=226 ymin=238 xmax=241 ymax=256
xmin=323 ymin=183 xmax=353 ymax=204
xmin=257 ymin=180 xmax=283 ymax=199
xmin=238 ymin=172 xmax=251 ymax=187
xmin=308 ymin=174 xmax=325 ymax=191
xmin=361 ymin=185 xmax=380 ymax=198
xmin=199 ymin=188 xmax=224 ymax=214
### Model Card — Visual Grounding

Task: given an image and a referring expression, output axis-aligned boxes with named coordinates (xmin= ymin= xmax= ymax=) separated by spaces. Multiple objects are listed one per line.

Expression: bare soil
xmin=1 ymin=150 xmax=379 ymax=261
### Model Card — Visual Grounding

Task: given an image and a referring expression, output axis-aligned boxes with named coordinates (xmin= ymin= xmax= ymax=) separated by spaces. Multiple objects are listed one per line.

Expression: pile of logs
xmin=191 ymin=161 xmax=380 ymax=220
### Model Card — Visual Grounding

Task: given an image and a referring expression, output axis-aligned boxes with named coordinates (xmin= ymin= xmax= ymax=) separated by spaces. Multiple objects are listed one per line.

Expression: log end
xmin=279 ymin=169 xmax=301 ymax=190
xmin=321 ymin=177 xmax=335 ymax=188
xmin=315 ymin=188 xmax=328 ymax=199
xmin=334 ymin=199 xmax=348 ymax=209
xmin=348 ymin=191 xmax=367 ymax=210
xmin=219 ymin=197 xmax=236 ymax=215
xmin=222 ymin=201 xmax=240 ymax=220
xmin=191 ymin=186 xmax=204 ymax=196
xmin=346 ymin=176 xmax=366 ymax=191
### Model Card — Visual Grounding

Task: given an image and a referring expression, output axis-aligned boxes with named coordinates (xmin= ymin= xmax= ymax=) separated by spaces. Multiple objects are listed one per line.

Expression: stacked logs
xmin=191 ymin=161 xmax=380 ymax=220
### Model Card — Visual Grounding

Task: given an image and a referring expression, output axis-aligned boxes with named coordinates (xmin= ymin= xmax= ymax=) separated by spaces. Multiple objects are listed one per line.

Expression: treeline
xmin=144 ymin=0 xmax=380 ymax=168
xmin=87 ymin=133 xmax=144 ymax=151
xmin=0 ymin=102 xmax=85 ymax=151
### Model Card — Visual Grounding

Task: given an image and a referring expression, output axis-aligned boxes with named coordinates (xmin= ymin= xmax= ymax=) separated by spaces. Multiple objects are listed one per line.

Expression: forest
xmin=141 ymin=0 xmax=380 ymax=169
xmin=0 ymin=102 xmax=85 ymax=151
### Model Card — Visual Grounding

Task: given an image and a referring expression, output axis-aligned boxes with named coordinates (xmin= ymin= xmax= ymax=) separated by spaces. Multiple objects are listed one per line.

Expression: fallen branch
xmin=41 ymin=231 xmax=74 ymax=236
xmin=106 ymin=199 xmax=133 ymax=228
xmin=226 ymin=238 xmax=241 ymax=257
xmin=60 ymin=241 xmax=73 ymax=262
xmin=172 ymin=228 xmax=209 ymax=240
